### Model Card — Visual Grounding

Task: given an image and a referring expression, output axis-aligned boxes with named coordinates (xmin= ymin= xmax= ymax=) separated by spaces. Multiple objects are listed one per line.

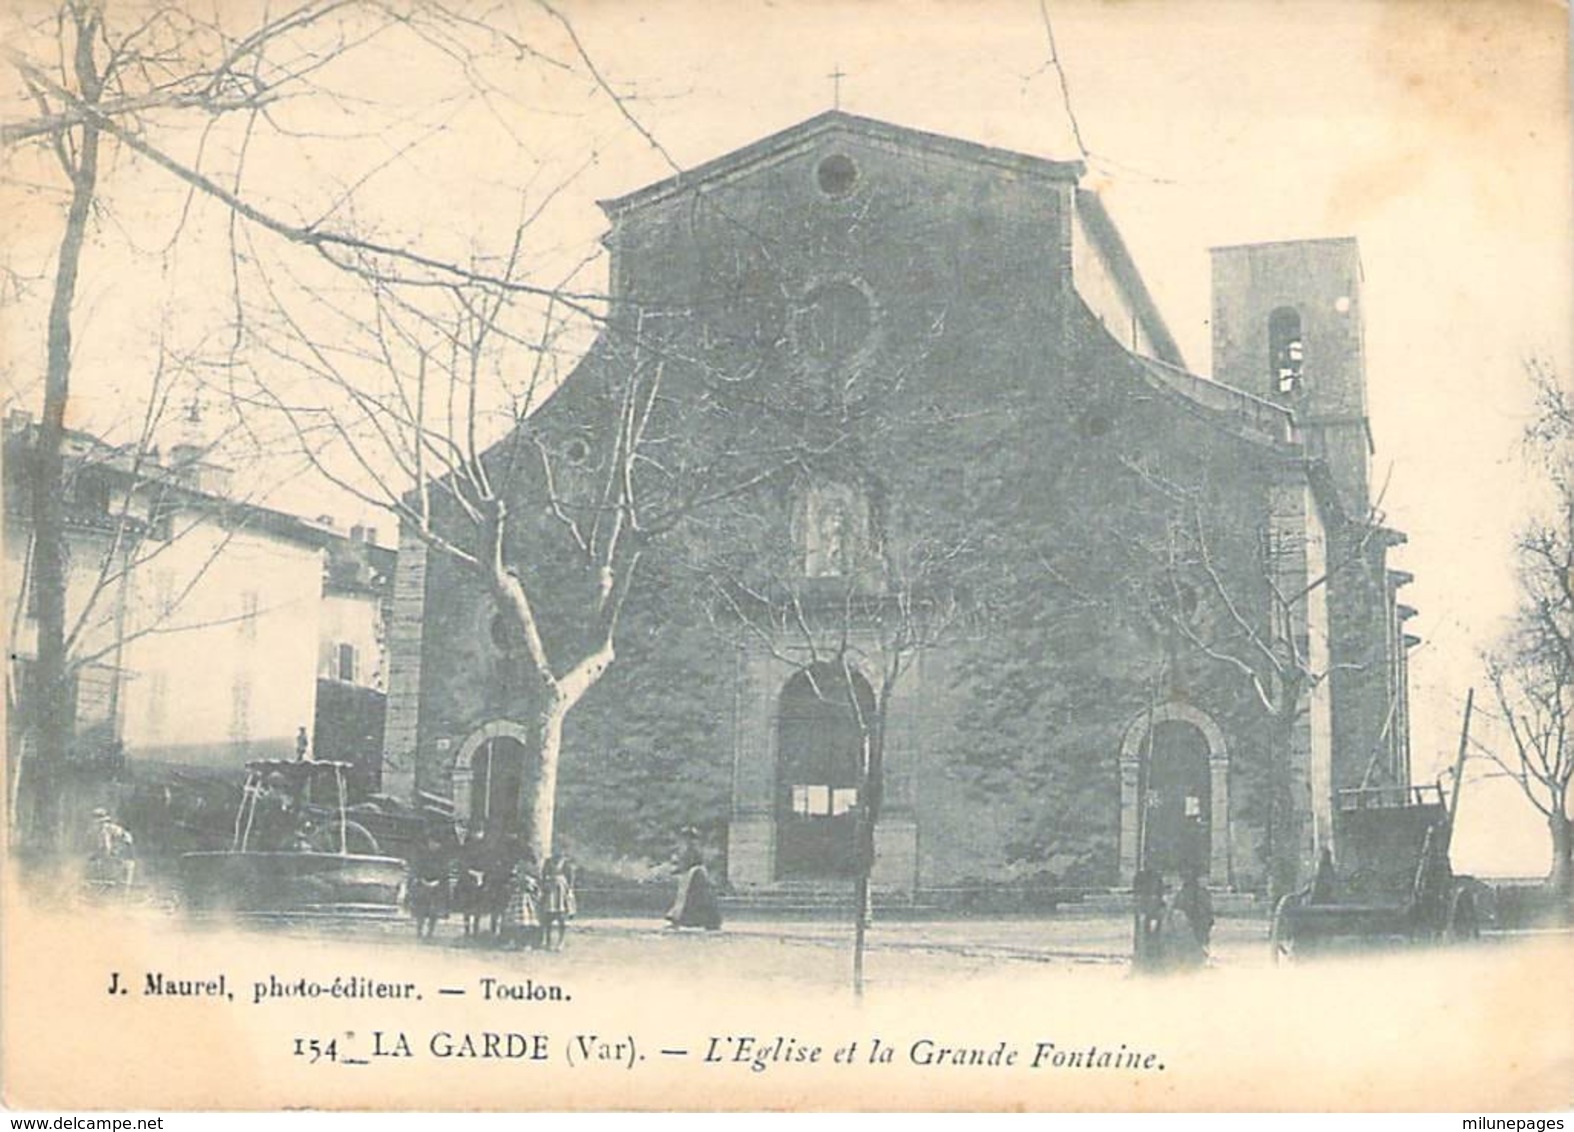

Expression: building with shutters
xmin=4 ymin=413 xmax=393 ymax=853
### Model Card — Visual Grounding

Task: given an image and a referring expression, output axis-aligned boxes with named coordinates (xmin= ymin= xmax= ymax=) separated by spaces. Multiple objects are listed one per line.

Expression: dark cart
xmin=1269 ymin=783 xmax=1482 ymax=961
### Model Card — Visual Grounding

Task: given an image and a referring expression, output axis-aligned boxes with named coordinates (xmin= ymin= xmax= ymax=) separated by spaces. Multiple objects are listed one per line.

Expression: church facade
xmin=382 ymin=112 xmax=1416 ymax=894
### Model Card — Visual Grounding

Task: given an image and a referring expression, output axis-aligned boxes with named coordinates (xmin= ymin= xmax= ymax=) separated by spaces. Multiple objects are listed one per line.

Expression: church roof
xmin=1075 ymin=188 xmax=1186 ymax=368
xmin=597 ymin=111 xmax=1282 ymax=450
xmin=1127 ymin=353 xmax=1296 ymax=447
xmin=599 ymin=109 xmax=1086 ymax=217
xmin=600 ymin=110 xmax=1185 ymax=370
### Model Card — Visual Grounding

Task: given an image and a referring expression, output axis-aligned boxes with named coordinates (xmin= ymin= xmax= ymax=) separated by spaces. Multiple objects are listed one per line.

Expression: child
xmin=506 ymin=854 xmax=541 ymax=950
xmin=539 ymin=856 xmax=572 ymax=951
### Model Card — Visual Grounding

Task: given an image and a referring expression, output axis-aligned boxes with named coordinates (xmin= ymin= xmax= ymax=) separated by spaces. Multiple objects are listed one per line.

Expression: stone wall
xmin=391 ymin=119 xmax=1404 ymax=896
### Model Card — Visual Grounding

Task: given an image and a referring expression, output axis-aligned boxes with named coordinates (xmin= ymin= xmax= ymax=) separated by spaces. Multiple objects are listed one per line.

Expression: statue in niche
xmin=803 ymin=481 xmax=863 ymax=578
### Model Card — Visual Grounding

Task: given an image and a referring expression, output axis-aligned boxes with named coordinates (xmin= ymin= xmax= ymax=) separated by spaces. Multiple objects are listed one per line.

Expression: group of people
xmin=1133 ymin=867 xmax=1215 ymax=972
xmin=407 ymin=828 xmax=576 ymax=950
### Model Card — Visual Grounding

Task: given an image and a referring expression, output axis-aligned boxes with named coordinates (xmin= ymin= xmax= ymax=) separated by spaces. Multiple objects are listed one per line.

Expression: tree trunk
xmin=852 ymin=718 xmax=885 ymax=997
xmin=1549 ymin=811 xmax=1572 ymax=901
xmin=27 ymin=36 xmax=102 ymax=852
xmin=1266 ymin=706 xmax=1303 ymax=902
xmin=519 ymin=704 xmax=566 ymax=866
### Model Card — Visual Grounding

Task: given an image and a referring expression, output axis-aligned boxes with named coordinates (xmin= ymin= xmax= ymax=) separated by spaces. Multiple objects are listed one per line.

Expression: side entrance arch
xmin=452 ymin=720 xmax=536 ymax=838
xmin=1119 ymin=703 xmax=1230 ymax=887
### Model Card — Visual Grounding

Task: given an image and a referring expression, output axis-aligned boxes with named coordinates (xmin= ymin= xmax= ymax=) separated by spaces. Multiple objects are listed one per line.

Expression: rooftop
xmin=600 ymin=109 xmax=1085 ymax=217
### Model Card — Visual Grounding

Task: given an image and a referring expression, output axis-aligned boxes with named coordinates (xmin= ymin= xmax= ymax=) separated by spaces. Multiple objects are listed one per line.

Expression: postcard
xmin=3 ymin=0 xmax=1570 ymax=1114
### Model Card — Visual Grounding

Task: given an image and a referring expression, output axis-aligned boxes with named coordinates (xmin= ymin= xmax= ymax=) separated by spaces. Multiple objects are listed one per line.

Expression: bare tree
xmin=1482 ymin=359 xmax=1572 ymax=896
xmin=1024 ymin=413 xmax=1406 ymax=901
xmin=1 ymin=0 xmax=589 ymax=848
xmin=702 ymin=472 xmax=974 ymax=993
xmin=4 ymin=351 xmax=323 ymax=846
xmin=672 ymin=330 xmax=1014 ymax=990
xmin=237 ymin=243 xmax=773 ymax=863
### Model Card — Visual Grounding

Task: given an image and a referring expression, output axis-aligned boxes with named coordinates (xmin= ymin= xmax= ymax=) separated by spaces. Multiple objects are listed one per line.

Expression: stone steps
xmin=578 ymin=881 xmax=1266 ymax=920
xmin=719 ymin=886 xmax=1265 ymax=919
xmin=1072 ymin=890 xmax=1264 ymax=917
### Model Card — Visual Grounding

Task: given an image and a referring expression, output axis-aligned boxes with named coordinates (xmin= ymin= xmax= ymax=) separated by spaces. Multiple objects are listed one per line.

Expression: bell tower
xmin=1210 ymin=237 xmax=1373 ymax=516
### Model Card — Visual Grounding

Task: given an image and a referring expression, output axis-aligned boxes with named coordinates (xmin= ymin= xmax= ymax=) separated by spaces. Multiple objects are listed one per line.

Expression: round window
xmin=798 ymin=281 xmax=872 ymax=364
xmin=816 ymin=153 xmax=859 ymax=197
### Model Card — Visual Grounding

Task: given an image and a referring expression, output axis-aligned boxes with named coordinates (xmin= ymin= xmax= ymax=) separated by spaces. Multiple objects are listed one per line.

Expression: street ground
xmin=181 ymin=904 xmax=1572 ymax=994
xmin=213 ymin=908 xmax=1313 ymax=979
xmin=57 ymin=869 xmax=1572 ymax=985
xmin=6 ymin=886 xmax=1572 ymax=1111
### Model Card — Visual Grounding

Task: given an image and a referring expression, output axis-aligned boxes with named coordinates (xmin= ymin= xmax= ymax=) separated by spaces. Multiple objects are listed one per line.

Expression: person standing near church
xmin=539 ymin=856 xmax=572 ymax=950
xmin=453 ymin=827 xmax=489 ymax=939
xmin=504 ymin=849 xmax=541 ymax=950
xmin=86 ymin=807 xmax=135 ymax=894
xmin=407 ymin=834 xmax=452 ymax=940
xmin=1131 ymin=868 xmax=1167 ymax=972
xmin=1168 ymin=868 xmax=1214 ymax=968
xmin=665 ymin=826 xmax=722 ymax=931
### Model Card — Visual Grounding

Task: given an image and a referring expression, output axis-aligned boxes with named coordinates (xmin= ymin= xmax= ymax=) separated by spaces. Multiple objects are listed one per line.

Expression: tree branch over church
xmin=697 ymin=454 xmax=975 ymax=993
xmin=1084 ymin=390 xmax=1398 ymax=881
xmin=238 ymin=233 xmax=785 ymax=861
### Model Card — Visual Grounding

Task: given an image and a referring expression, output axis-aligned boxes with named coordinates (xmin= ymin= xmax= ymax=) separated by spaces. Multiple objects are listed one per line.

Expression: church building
xmin=382 ymin=111 xmax=1417 ymax=895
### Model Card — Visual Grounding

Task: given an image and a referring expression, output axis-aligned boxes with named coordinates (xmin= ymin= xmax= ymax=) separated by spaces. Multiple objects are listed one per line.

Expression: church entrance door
xmin=1142 ymin=720 xmax=1211 ymax=879
xmin=469 ymin=736 xmax=528 ymax=836
xmin=775 ymin=664 xmax=872 ymax=879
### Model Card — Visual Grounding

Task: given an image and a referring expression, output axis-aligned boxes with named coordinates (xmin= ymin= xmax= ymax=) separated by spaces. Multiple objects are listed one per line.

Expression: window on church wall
xmin=795 ymin=281 xmax=874 ymax=366
xmin=816 ymin=153 xmax=859 ymax=198
xmin=788 ymin=784 xmax=859 ymax=817
xmin=1269 ymin=307 xmax=1305 ymax=397
xmin=70 ymin=471 xmax=111 ymax=516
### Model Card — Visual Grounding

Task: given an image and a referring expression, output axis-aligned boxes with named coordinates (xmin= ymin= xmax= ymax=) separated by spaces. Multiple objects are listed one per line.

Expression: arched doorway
xmin=470 ymin=736 xmax=528 ymax=834
xmin=1142 ymin=721 xmax=1211 ymax=878
xmin=775 ymin=663 xmax=873 ymax=879
xmin=1119 ymin=703 xmax=1231 ymax=886
xmin=452 ymin=721 xmax=536 ymax=840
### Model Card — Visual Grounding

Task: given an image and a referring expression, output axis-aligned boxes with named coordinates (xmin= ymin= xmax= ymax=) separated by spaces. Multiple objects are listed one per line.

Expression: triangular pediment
xmin=599 ymin=110 xmax=1084 ymax=218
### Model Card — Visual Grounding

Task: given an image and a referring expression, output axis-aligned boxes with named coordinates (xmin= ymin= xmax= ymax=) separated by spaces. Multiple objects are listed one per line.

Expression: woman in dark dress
xmin=1164 ymin=870 xmax=1214 ymax=970
xmin=665 ymin=827 xmax=722 ymax=931
xmin=407 ymin=835 xmax=451 ymax=940
xmin=483 ymin=833 xmax=519 ymax=941
xmin=1131 ymin=868 xmax=1167 ymax=972
xmin=453 ymin=827 xmax=489 ymax=938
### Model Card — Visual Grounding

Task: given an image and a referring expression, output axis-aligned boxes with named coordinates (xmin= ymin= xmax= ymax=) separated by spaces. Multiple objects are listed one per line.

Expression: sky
xmin=2 ymin=0 xmax=1569 ymax=874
